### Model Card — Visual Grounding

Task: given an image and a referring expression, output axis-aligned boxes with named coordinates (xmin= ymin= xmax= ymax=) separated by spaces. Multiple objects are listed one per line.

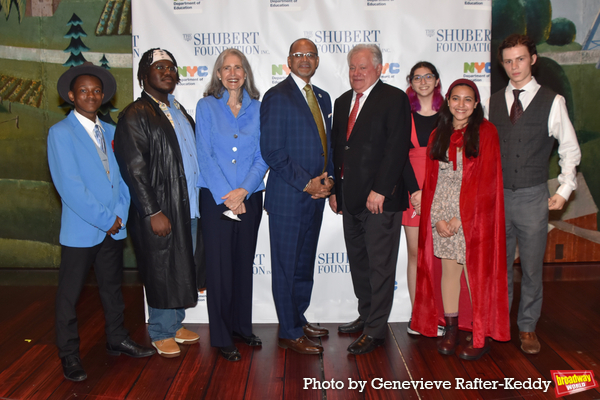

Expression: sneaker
xmin=152 ymin=338 xmax=181 ymax=358
xmin=407 ymin=319 xmax=445 ymax=336
xmin=175 ymin=327 xmax=200 ymax=344
xmin=407 ymin=319 xmax=421 ymax=335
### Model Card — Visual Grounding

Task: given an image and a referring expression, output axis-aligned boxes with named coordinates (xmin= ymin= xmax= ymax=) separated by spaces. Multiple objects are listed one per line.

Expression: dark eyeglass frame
xmin=290 ymin=52 xmax=318 ymax=59
xmin=153 ymin=64 xmax=178 ymax=72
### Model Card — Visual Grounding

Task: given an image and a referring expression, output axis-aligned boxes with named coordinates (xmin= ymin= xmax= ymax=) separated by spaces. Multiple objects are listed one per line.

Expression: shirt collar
xmin=220 ymin=88 xmax=251 ymax=113
xmin=290 ymin=72 xmax=312 ymax=92
xmin=73 ymin=109 xmax=100 ymax=131
xmin=507 ymin=76 xmax=539 ymax=94
xmin=353 ymin=78 xmax=379 ymax=100
xmin=145 ymin=91 xmax=180 ymax=110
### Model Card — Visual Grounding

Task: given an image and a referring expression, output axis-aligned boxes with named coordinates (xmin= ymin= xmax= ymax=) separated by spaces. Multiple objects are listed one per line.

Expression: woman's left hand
xmin=232 ymin=202 xmax=247 ymax=215
xmin=222 ymin=188 xmax=249 ymax=211
xmin=447 ymin=217 xmax=462 ymax=235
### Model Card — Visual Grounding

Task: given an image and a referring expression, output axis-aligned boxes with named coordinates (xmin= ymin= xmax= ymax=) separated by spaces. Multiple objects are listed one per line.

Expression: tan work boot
xmin=152 ymin=338 xmax=181 ymax=358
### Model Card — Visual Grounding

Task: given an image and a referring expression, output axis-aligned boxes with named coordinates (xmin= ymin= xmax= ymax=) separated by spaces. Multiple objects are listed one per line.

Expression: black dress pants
xmin=55 ymin=235 xmax=128 ymax=358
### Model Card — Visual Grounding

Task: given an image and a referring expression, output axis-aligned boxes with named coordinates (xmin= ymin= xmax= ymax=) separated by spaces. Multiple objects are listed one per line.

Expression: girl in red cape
xmin=411 ymin=79 xmax=510 ymax=360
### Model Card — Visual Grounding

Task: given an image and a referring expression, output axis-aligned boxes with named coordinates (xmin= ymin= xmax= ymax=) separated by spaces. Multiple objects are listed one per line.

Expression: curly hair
xmin=137 ymin=48 xmax=180 ymax=88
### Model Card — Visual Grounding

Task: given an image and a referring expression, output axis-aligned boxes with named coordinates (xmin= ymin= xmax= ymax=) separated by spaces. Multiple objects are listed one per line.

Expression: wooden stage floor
xmin=0 ymin=281 xmax=599 ymax=399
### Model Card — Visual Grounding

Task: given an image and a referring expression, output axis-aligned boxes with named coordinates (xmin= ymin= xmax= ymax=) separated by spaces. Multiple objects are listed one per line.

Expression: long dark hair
xmin=429 ymin=84 xmax=483 ymax=162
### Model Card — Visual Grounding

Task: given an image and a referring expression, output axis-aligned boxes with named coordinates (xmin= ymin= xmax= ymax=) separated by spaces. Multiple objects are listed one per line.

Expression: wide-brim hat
xmin=57 ymin=62 xmax=117 ymax=105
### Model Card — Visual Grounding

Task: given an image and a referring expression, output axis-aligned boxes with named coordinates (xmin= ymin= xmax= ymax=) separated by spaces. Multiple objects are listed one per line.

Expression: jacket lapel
xmin=142 ymin=93 xmax=185 ymax=169
xmin=67 ymin=112 xmax=108 ymax=180
xmin=348 ymin=80 xmax=382 ymax=142
xmin=286 ymin=76 xmax=319 ymax=137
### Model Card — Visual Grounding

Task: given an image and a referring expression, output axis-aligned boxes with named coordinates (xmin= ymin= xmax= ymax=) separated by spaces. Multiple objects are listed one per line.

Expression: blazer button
xmin=345 ymin=146 xmax=349 ymax=150
xmin=516 ymin=154 xmax=520 ymax=158
xmin=232 ymin=159 xmax=236 ymax=164
xmin=234 ymin=134 xmax=238 ymax=139
xmin=233 ymin=147 xmax=238 ymax=152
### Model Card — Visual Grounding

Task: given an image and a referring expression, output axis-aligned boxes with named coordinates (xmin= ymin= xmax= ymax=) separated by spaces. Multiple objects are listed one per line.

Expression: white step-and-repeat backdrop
xmin=132 ymin=0 xmax=492 ymax=323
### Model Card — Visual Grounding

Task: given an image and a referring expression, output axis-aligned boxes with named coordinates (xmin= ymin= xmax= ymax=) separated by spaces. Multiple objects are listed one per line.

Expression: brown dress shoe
xmin=519 ymin=331 xmax=541 ymax=354
xmin=458 ymin=337 xmax=490 ymax=360
xmin=437 ymin=316 xmax=459 ymax=355
xmin=278 ymin=335 xmax=323 ymax=354
xmin=303 ymin=323 xmax=329 ymax=338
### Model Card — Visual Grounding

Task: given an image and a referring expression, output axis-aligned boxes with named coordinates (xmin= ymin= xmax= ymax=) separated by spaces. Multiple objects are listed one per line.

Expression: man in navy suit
xmin=330 ymin=44 xmax=412 ymax=355
xmin=260 ymin=38 xmax=333 ymax=355
xmin=48 ymin=63 xmax=155 ymax=382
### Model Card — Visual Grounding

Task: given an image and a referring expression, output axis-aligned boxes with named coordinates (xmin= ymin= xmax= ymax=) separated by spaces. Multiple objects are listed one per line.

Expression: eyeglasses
xmin=153 ymin=64 xmax=177 ymax=72
xmin=412 ymin=74 xmax=435 ymax=83
xmin=290 ymin=52 xmax=318 ymax=59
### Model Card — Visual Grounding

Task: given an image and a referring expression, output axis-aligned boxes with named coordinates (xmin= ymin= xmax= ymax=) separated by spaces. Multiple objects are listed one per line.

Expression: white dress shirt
xmin=73 ymin=110 xmax=104 ymax=149
xmin=348 ymin=79 xmax=379 ymax=117
xmin=290 ymin=72 xmax=327 ymax=128
xmin=484 ymin=77 xmax=581 ymax=200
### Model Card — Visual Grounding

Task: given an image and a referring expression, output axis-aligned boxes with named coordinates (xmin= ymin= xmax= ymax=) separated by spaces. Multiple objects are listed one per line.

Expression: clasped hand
xmin=435 ymin=217 xmax=461 ymax=237
xmin=107 ymin=216 xmax=123 ymax=236
xmin=306 ymin=172 xmax=333 ymax=199
xmin=222 ymin=188 xmax=249 ymax=215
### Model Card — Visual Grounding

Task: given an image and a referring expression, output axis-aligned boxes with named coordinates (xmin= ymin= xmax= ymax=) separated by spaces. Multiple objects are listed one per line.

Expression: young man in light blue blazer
xmin=48 ymin=63 xmax=155 ymax=382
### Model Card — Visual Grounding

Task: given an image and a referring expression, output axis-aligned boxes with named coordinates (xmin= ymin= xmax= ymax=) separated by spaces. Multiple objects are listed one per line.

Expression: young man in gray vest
xmin=486 ymin=34 xmax=581 ymax=354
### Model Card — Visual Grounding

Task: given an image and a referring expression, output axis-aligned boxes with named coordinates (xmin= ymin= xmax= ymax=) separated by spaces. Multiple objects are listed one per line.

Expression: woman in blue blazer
xmin=195 ymin=49 xmax=268 ymax=361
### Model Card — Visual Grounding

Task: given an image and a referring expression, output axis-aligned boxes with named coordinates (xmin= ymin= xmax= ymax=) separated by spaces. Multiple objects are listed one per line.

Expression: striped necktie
xmin=94 ymin=124 xmax=107 ymax=154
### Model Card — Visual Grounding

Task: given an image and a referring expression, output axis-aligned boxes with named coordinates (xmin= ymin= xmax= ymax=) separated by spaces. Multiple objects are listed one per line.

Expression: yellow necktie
xmin=303 ymin=84 xmax=327 ymax=172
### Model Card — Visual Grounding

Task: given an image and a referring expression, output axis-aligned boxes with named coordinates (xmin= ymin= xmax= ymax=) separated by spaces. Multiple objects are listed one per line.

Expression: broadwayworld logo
xmin=551 ymin=370 xmax=598 ymax=397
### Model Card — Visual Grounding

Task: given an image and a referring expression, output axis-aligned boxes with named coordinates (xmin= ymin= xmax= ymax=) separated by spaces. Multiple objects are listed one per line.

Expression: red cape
xmin=411 ymin=119 xmax=510 ymax=348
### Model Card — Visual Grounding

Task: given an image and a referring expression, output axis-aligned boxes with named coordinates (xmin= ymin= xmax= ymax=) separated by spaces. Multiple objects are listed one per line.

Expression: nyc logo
xmin=464 ymin=62 xmax=491 ymax=74
xmin=178 ymin=66 xmax=208 ymax=78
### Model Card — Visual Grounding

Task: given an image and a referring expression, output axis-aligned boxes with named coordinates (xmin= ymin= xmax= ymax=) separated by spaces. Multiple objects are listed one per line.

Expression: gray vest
xmin=489 ymin=86 xmax=556 ymax=190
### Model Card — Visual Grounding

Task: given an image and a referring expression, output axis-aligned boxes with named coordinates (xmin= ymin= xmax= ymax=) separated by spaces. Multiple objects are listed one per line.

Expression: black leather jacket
xmin=115 ymin=92 xmax=200 ymax=309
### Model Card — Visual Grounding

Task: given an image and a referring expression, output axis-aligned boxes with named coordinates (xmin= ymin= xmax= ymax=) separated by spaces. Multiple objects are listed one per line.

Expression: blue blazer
xmin=260 ymin=75 xmax=333 ymax=217
xmin=47 ymin=112 xmax=130 ymax=247
xmin=195 ymin=89 xmax=268 ymax=204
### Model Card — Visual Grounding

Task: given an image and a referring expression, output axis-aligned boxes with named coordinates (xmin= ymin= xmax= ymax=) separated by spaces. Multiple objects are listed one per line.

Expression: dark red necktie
xmin=510 ymin=89 xmax=524 ymax=125
xmin=346 ymin=93 xmax=363 ymax=140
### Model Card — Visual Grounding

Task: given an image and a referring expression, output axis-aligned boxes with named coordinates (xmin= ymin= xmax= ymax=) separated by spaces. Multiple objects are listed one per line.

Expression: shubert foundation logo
xmin=551 ymin=370 xmax=598 ymax=397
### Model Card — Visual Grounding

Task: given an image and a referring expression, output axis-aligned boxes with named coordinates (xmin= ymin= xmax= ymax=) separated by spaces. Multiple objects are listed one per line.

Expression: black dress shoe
xmin=338 ymin=317 xmax=365 ymax=334
xmin=347 ymin=334 xmax=384 ymax=355
xmin=232 ymin=331 xmax=262 ymax=346
xmin=219 ymin=346 xmax=241 ymax=361
xmin=61 ymin=355 xmax=87 ymax=382
xmin=106 ymin=337 xmax=156 ymax=358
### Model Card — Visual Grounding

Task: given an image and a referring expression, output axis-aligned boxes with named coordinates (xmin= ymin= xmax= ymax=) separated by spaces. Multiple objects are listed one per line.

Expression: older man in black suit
xmin=330 ymin=44 xmax=413 ymax=355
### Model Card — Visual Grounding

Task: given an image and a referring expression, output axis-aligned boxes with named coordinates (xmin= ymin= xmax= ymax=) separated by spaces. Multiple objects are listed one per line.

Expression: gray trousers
xmin=504 ymin=183 xmax=549 ymax=332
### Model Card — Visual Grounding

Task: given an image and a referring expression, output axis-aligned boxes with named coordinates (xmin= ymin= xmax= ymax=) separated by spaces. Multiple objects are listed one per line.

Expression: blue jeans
xmin=147 ymin=218 xmax=198 ymax=341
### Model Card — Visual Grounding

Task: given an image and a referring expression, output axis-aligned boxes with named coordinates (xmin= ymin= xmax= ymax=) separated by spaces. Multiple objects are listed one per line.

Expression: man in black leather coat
xmin=115 ymin=48 xmax=203 ymax=358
